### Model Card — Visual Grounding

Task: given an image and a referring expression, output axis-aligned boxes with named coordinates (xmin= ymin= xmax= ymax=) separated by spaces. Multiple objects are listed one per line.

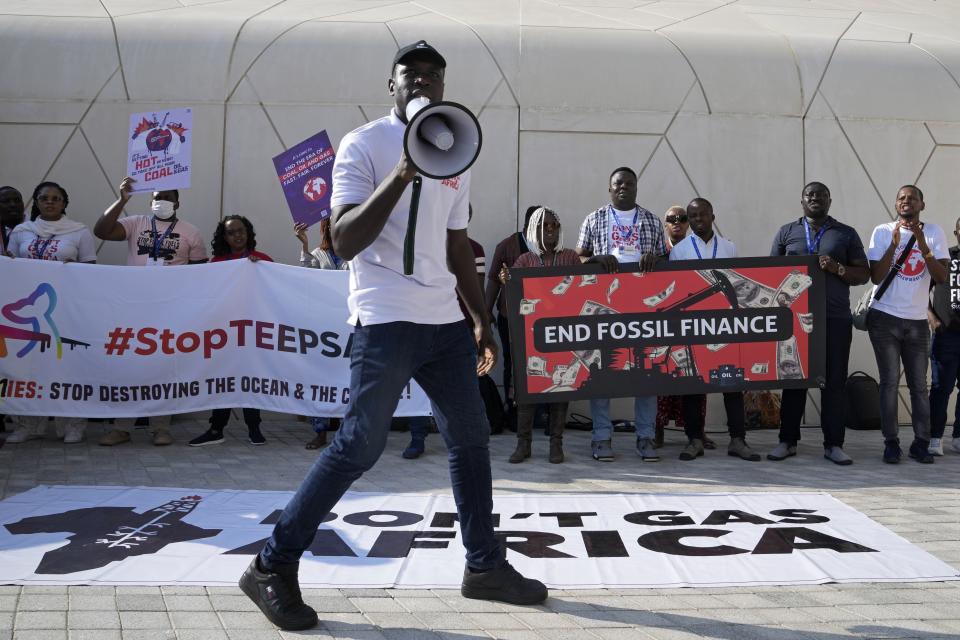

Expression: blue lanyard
xmin=150 ymin=217 xmax=177 ymax=260
xmin=609 ymin=205 xmax=639 ymax=231
xmin=802 ymin=218 xmax=827 ymax=255
xmin=692 ymin=235 xmax=718 ymax=260
xmin=34 ymin=236 xmax=55 ymax=259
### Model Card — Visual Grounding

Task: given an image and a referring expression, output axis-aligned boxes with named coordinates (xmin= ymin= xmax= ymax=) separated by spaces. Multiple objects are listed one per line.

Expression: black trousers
xmin=681 ymin=393 xmax=745 ymax=440
xmin=210 ymin=408 xmax=261 ymax=430
xmin=778 ymin=316 xmax=852 ymax=448
xmin=496 ymin=313 xmax=514 ymax=401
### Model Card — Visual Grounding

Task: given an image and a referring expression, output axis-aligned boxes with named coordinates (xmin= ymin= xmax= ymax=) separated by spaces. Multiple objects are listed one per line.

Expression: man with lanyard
xmin=928 ymin=215 xmax=960 ymax=456
xmin=576 ymin=166 xmax=666 ymax=462
xmin=768 ymin=182 xmax=869 ymax=465
xmin=668 ymin=198 xmax=761 ymax=461
xmin=94 ymin=176 xmax=208 ymax=446
xmin=237 ymin=41 xmax=546 ymax=632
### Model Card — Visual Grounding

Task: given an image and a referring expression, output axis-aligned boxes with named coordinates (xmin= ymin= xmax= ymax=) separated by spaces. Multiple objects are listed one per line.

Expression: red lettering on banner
xmin=134 ymin=328 xmax=158 ymax=355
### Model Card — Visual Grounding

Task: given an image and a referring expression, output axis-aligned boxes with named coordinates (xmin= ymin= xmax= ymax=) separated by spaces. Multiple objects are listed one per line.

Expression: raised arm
xmin=94 ymin=177 xmax=134 ymax=241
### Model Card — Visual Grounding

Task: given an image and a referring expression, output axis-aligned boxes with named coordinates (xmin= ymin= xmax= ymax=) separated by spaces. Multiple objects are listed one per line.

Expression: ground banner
xmin=0 ymin=258 xmax=430 ymax=417
xmin=505 ymin=257 xmax=826 ymax=403
xmin=0 ymin=486 xmax=955 ymax=587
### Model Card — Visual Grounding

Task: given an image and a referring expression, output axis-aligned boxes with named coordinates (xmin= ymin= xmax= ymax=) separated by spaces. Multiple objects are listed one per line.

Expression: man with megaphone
xmin=238 ymin=41 xmax=547 ymax=631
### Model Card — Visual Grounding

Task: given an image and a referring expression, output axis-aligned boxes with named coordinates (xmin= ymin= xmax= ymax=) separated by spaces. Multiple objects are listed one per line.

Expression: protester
xmin=866 ymin=185 xmax=948 ymax=464
xmin=295 ymin=219 xmax=349 ymax=449
xmin=656 ymin=204 xmax=709 ymax=449
xmin=502 ymin=207 xmax=580 ymax=463
xmin=0 ymin=186 xmax=24 ymax=256
xmin=5 ymin=182 xmax=95 ymax=444
xmin=767 ymin=182 xmax=870 ymax=465
xmin=485 ymin=205 xmax=539 ymax=418
xmin=93 ymin=176 xmax=208 ymax=447
xmin=576 ymin=166 xmax=667 ymax=462
xmin=238 ymin=40 xmax=546 ymax=632
xmin=669 ymin=198 xmax=760 ymax=462
xmin=927 ymin=216 xmax=960 ymax=456
xmin=189 ymin=216 xmax=272 ymax=447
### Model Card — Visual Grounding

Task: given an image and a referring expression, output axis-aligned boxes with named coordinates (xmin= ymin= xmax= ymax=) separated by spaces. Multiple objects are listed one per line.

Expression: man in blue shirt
xmin=768 ymin=182 xmax=869 ymax=465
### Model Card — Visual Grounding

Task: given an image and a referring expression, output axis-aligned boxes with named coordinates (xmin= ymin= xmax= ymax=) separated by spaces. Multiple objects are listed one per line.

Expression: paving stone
xmin=19 ymin=589 xmax=66 ymax=596
xmin=16 ymin=597 xmax=67 ymax=612
xmin=462 ymin=613 xmax=527 ymax=629
xmin=397 ymin=598 xmax=452 ymax=613
xmin=68 ymin=631 xmax=121 ymax=640
xmin=316 ymin=613 xmax=375 ymax=631
xmin=66 ymin=588 xmax=111 ymax=596
xmin=0 ymin=613 xmax=10 ymax=630
xmin=118 ymin=611 xmax=171 ymax=629
xmin=66 ymin=610 xmax=120 ymax=630
xmin=348 ymin=598 xmax=405 ymax=613
xmin=0 ymin=599 xmax=16 ymax=613
xmin=168 ymin=611 xmax=223 ymax=629
xmin=378 ymin=629 xmax=440 ymax=640
xmin=67 ymin=596 xmax=115 ymax=611
xmin=217 ymin=612 xmax=276 ymax=630
xmin=176 ymin=631 xmax=230 ymax=640
xmin=510 ymin=612 xmax=581 ymax=629
xmin=14 ymin=612 xmax=66 ymax=630
xmin=224 ymin=632 xmax=282 ymax=640
xmin=116 ymin=594 xmax=166 ymax=611
xmin=433 ymin=631 xmax=489 ymax=640
xmin=362 ymin=612 xmax=426 ymax=630
xmin=209 ymin=596 xmax=258 ymax=612
xmin=11 ymin=631 xmax=68 ymax=640
xmin=411 ymin=612 xmax=477 ymax=630
xmin=120 ymin=632 xmax=175 ymax=640
xmin=161 ymin=596 xmax=212 ymax=612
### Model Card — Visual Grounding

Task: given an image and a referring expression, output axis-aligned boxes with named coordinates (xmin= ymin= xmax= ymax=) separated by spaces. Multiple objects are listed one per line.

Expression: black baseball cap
xmin=392 ymin=40 xmax=446 ymax=71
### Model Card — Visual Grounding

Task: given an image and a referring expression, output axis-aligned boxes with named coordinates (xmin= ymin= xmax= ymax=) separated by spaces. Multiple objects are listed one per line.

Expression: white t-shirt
xmin=668 ymin=233 xmax=737 ymax=261
xmin=331 ymin=109 xmax=470 ymax=326
xmin=118 ymin=215 xmax=207 ymax=266
xmin=9 ymin=227 xmax=96 ymax=262
xmin=866 ymin=220 xmax=948 ymax=320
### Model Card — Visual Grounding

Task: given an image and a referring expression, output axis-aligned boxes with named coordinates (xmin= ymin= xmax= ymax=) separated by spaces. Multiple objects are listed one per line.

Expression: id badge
xmin=611 ymin=246 xmax=639 ymax=264
xmin=146 ymin=257 xmax=164 ymax=267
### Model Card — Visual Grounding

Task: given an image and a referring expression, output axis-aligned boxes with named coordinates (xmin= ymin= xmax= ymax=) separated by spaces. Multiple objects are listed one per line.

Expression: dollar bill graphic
xmin=606 ymin=277 xmax=620 ymax=304
xmin=776 ymin=336 xmax=804 ymax=380
xmin=551 ymin=364 xmax=569 ymax=385
xmin=647 ymin=345 xmax=669 ymax=359
xmin=580 ymin=274 xmax=598 ymax=287
xmin=519 ymin=298 xmax=541 ymax=315
xmin=572 ymin=300 xmax=616 ymax=370
xmin=700 ymin=269 xmax=776 ymax=308
xmin=751 ymin=362 xmax=769 ymax=374
xmin=643 ymin=281 xmax=676 ymax=307
xmin=552 ymin=275 xmax=574 ymax=296
xmin=527 ymin=355 xmax=548 ymax=377
xmin=706 ymin=343 xmax=728 ymax=352
xmin=775 ymin=270 xmax=813 ymax=307
xmin=670 ymin=348 xmax=694 ymax=376
xmin=798 ymin=312 xmax=814 ymax=334
xmin=545 ymin=360 xmax=581 ymax=392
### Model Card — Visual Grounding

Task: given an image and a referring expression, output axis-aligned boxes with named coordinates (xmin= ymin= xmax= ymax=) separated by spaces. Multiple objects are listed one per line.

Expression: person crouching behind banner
xmin=295 ymin=219 xmax=348 ymax=450
xmin=6 ymin=181 xmax=96 ymax=445
xmin=189 ymin=216 xmax=273 ymax=447
xmin=501 ymin=207 xmax=580 ymax=463
xmin=668 ymin=198 xmax=760 ymax=462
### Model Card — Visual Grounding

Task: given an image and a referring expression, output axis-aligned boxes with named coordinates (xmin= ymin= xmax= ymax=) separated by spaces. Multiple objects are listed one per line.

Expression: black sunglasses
xmin=665 ymin=215 xmax=688 ymax=224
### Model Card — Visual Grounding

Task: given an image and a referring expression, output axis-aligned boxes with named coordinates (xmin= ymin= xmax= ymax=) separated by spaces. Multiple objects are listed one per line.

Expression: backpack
xmin=844 ymin=371 xmax=881 ymax=430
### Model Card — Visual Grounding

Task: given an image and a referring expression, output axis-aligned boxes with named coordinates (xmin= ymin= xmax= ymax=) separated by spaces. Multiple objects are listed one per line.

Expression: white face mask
xmin=151 ymin=200 xmax=176 ymax=220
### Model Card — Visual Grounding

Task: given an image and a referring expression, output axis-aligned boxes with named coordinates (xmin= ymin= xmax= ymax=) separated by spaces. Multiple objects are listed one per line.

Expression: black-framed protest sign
xmin=505 ymin=256 xmax=826 ymax=404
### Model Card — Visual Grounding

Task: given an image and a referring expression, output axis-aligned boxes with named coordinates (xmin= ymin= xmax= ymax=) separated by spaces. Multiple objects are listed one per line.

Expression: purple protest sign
xmin=273 ymin=130 xmax=336 ymax=227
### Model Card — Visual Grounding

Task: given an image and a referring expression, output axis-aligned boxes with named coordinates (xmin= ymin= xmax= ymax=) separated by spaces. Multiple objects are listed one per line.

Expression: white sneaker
xmin=929 ymin=438 xmax=944 ymax=456
xmin=62 ymin=423 xmax=85 ymax=444
xmin=5 ymin=427 xmax=44 ymax=444
xmin=952 ymin=438 xmax=960 ymax=454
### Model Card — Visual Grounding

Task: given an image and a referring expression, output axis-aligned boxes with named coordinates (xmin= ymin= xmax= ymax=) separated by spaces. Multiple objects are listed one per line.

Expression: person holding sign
xmin=928 ymin=216 xmax=960 ymax=456
xmin=668 ymin=198 xmax=759 ymax=462
xmin=575 ymin=167 xmax=667 ymax=463
xmin=768 ymin=182 xmax=869 ymax=465
xmin=93 ymin=176 xmax=208 ymax=447
xmin=238 ymin=41 xmax=546 ymax=632
xmin=866 ymin=185 xmax=949 ymax=464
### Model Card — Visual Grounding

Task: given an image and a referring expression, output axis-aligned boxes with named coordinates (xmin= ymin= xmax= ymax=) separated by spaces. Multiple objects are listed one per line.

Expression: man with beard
xmin=576 ymin=167 xmax=666 ymax=462
xmin=865 ymin=185 xmax=948 ymax=464
xmin=768 ymin=182 xmax=869 ymax=464
xmin=237 ymin=41 xmax=546 ymax=632
xmin=669 ymin=198 xmax=760 ymax=462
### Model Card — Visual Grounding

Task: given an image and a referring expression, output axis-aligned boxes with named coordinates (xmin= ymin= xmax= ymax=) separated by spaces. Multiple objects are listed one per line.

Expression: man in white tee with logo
xmin=668 ymin=198 xmax=760 ymax=462
xmin=866 ymin=185 xmax=949 ymax=464
xmin=93 ymin=177 xmax=208 ymax=447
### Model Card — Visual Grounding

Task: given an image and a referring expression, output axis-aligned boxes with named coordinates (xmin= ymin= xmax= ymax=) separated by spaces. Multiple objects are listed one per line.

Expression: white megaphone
xmin=403 ymin=97 xmax=482 ymax=180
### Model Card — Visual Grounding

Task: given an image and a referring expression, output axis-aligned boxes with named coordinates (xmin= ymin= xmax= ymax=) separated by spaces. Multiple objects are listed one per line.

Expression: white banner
xmin=0 ymin=258 xmax=430 ymax=417
xmin=0 ymin=486 xmax=956 ymax=587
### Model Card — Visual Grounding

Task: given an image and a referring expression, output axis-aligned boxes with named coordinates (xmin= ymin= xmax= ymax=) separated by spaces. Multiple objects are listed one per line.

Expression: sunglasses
xmin=665 ymin=215 xmax=688 ymax=224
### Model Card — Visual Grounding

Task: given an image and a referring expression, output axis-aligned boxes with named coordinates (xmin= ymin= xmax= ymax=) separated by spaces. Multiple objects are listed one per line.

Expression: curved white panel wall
xmin=3 ymin=0 xmax=959 ymax=422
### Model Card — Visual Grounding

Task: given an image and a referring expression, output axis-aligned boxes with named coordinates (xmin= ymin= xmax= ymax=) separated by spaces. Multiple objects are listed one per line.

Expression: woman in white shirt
xmin=5 ymin=182 xmax=95 ymax=445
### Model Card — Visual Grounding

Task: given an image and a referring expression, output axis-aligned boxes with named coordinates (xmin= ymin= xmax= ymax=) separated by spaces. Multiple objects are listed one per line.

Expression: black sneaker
xmin=461 ymin=561 xmax=548 ymax=605
xmin=188 ymin=429 xmax=224 ymax=447
xmin=248 ymin=427 xmax=266 ymax=446
xmin=239 ymin=557 xmax=317 ymax=630
xmin=908 ymin=439 xmax=934 ymax=464
xmin=883 ymin=439 xmax=902 ymax=464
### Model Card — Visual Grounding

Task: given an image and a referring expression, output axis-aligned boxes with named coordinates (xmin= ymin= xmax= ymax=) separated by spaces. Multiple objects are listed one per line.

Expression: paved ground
xmin=1 ymin=414 xmax=959 ymax=639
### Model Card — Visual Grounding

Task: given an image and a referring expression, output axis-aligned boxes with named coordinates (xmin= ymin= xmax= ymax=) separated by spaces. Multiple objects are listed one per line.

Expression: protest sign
xmin=272 ymin=130 xmax=336 ymax=227
xmin=126 ymin=108 xmax=192 ymax=192
xmin=0 ymin=258 xmax=429 ymax=417
xmin=505 ymin=256 xmax=825 ymax=403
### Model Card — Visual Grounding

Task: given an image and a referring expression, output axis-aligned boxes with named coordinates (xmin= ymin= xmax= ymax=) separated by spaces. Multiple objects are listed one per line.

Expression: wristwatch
xmin=836 ymin=264 xmax=846 ymax=277
xmin=924 ymin=250 xmax=935 ymax=259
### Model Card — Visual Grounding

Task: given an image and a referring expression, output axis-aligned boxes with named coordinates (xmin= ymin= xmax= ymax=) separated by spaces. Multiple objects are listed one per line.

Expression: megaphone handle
xmin=403 ymin=176 xmax=423 ymax=276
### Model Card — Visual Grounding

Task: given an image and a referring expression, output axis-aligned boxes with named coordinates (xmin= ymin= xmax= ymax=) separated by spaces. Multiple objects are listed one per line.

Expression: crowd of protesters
xmin=2 ymin=168 xmax=959 ymax=468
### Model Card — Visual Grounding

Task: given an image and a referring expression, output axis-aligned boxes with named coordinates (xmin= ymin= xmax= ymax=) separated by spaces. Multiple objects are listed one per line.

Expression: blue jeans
xmin=262 ymin=320 xmax=502 ymax=570
xmin=866 ymin=309 xmax=931 ymax=442
xmin=589 ymin=396 xmax=655 ymax=441
xmin=929 ymin=329 xmax=960 ymax=439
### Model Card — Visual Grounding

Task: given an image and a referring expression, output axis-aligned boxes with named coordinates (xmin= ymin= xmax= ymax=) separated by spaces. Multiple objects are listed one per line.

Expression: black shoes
xmin=461 ymin=561 xmax=548 ymax=605
xmin=883 ymin=439 xmax=902 ymax=464
xmin=239 ymin=557 xmax=318 ymax=631
xmin=188 ymin=428 xmax=224 ymax=447
xmin=248 ymin=426 xmax=267 ymax=446
xmin=908 ymin=439 xmax=934 ymax=464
